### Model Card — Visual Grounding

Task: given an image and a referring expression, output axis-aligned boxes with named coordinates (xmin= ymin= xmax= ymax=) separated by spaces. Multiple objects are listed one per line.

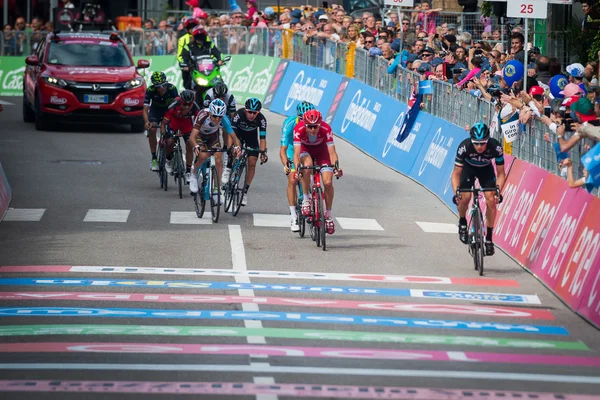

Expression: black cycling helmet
xmin=470 ymin=122 xmax=490 ymax=141
xmin=192 ymin=26 xmax=207 ymax=42
xmin=179 ymin=89 xmax=195 ymax=105
xmin=245 ymin=97 xmax=262 ymax=112
xmin=213 ymin=81 xmax=228 ymax=97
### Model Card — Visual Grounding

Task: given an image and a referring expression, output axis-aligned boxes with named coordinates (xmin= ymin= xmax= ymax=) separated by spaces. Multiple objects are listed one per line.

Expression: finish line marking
xmin=0 ymin=292 xmax=554 ymax=319
xmin=0 ymin=265 xmax=521 ymax=287
xmin=0 ymin=325 xmax=586 ymax=350
xmin=0 ymin=380 xmax=596 ymax=399
xmin=2 ymin=343 xmax=599 ymax=366
xmin=1 ymin=364 xmax=599 ymax=384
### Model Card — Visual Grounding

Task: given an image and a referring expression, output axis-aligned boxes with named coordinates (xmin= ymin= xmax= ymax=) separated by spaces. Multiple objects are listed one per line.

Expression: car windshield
xmin=47 ymin=40 xmax=132 ymax=67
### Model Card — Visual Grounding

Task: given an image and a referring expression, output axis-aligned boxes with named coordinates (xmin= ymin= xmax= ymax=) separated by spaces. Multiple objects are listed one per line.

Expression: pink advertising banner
xmin=0 ymin=162 xmax=11 ymax=222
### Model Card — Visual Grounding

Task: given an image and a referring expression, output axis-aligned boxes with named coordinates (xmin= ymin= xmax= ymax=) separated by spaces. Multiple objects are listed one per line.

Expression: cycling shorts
xmin=299 ymin=143 xmax=332 ymax=173
xmin=236 ymin=130 xmax=260 ymax=158
xmin=198 ymin=133 xmax=221 ymax=149
xmin=148 ymin=108 xmax=167 ymax=124
xmin=459 ymin=163 xmax=496 ymax=189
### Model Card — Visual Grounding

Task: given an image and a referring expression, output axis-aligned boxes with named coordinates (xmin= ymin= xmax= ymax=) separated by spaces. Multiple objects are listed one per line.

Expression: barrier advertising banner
xmin=0 ymin=57 xmax=25 ymax=96
xmin=268 ymin=61 xmax=343 ymax=118
xmin=0 ymin=162 xmax=12 ymax=222
xmin=218 ymin=54 xmax=280 ymax=104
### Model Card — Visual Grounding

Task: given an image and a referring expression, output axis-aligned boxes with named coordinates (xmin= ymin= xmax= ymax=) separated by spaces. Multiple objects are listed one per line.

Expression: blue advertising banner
xmin=269 ymin=61 xmax=343 ymax=118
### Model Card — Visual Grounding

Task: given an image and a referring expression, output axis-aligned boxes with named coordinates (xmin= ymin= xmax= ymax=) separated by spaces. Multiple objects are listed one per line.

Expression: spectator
xmin=510 ymin=32 xmax=525 ymax=64
xmin=563 ymin=158 xmax=590 ymax=188
xmin=534 ymin=56 xmax=552 ymax=85
xmin=363 ymin=15 xmax=377 ymax=36
xmin=246 ymin=0 xmax=258 ymax=20
xmin=584 ymin=58 xmax=599 ymax=87
xmin=381 ymin=42 xmax=394 ymax=61
xmin=363 ymin=32 xmax=376 ymax=52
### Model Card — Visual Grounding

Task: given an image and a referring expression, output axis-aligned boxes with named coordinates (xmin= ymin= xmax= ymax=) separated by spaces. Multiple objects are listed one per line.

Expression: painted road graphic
xmin=0 ymin=380 xmax=600 ymax=400
xmin=0 ymin=278 xmax=542 ymax=304
xmin=3 ymin=343 xmax=600 ymax=366
xmin=0 ymin=380 xmax=596 ymax=399
xmin=0 ymin=325 xmax=586 ymax=350
xmin=0 ymin=307 xmax=568 ymax=334
xmin=0 ymin=292 xmax=554 ymax=319
xmin=0 ymin=265 xmax=520 ymax=287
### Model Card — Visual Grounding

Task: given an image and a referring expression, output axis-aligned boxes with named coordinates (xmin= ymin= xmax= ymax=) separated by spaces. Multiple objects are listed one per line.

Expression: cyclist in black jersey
xmin=143 ymin=72 xmax=179 ymax=171
xmin=203 ymin=80 xmax=236 ymax=120
xmin=224 ymin=97 xmax=268 ymax=207
xmin=451 ymin=122 xmax=506 ymax=256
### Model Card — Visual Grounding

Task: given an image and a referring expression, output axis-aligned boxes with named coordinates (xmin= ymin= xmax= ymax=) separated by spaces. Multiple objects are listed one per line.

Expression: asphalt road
xmin=0 ymin=96 xmax=599 ymax=400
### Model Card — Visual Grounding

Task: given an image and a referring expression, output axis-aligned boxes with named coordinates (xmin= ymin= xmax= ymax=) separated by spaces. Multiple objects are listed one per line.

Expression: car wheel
xmin=130 ymin=122 xmax=145 ymax=133
xmin=34 ymin=94 xmax=51 ymax=131
xmin=23 ymin=94 xmax=35 ymax=123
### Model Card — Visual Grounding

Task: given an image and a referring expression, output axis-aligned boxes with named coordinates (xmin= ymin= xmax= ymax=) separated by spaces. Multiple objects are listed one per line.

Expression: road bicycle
xmin=170 ymin=129 xmax=188 ymax=199
xmin=297 ymin=162 xmax=340 ymax=251
xmin=457 ymin=187 xmax=499 ymax=276
xmin=194 ymin=147 xmax=226 ymax=223
xmin=285 ymin=160 xmax=306 ymax=238
xmin=149 ymin=123 xmax=168 ymax=192
xmin=223 ymin=145 xmax=267 ymax=217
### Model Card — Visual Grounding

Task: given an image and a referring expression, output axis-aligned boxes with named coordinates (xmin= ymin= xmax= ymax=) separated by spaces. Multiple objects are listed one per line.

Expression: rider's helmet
xmin=150 ymin=71 xmax=167 ymax=87
xmin=213 ymin=81 xmax=228 ymax=97
xmin=469 ymin=122 xmax=490 ymax=141
xmin=179 ymin=89 xmax=195 ymax=105
xmin=209 ymin=99 xmax=227 ymax=117
xmin=183 ymin=17 xmax=198 ymax=30
xmin=296 ymin=101 xmax=315 ymax=117
xmin=245 ymin=97 xmax=262 ymax=112
xmin=302 ymin=109 xmax=322 ymax=126
xmin=192 ymin=26 xmax=208 ymax=42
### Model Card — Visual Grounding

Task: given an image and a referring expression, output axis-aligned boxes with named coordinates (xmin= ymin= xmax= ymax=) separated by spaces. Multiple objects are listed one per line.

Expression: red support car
xmin=22 ymin=31 xmax=150 ymax=132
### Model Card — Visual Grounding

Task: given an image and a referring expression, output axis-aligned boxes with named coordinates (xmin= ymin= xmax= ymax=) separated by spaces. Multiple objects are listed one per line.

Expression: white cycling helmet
xmin=209 ymin=99 xmax=226 ymax=117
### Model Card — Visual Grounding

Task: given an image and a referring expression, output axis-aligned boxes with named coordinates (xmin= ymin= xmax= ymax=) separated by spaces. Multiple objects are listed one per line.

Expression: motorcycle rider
xmin=181 ymin=26 xmax=225 ymax=97
xmin=177 ymin=17 xmax=199 ymax=90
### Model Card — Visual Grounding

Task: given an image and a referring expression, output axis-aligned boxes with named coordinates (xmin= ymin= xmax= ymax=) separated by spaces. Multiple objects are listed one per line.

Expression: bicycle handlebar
xmin=199 ymin=148 xmax=227 ymax=153
xmin=457 ymin=187 xmax=499 ymax=193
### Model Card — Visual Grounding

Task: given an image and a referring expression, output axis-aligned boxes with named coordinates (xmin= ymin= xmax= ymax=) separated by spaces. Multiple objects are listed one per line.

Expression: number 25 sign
xmin=507 ymin=0 xmax=548 ymax=19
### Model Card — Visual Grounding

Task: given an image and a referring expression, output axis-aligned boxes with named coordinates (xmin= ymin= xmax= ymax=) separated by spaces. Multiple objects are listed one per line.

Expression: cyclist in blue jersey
xmin=280 ymin=101 xmax=315 ymax=232
xmin=451 ymin=122 xmax=506 ymax=256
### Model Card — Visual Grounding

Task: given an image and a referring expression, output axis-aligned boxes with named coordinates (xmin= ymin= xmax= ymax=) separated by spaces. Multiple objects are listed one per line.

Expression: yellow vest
xmin=177 ymin=33 xmax=192 ymax=63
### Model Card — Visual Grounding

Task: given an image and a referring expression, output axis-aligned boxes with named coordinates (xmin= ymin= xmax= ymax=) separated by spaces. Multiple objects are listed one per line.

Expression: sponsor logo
xmin=284 ymin=71 xmax=324 ymax=111
xmin=50 ymin=96 xmax=67 ymax=104
xmin=124 ymin=98 xmax=140 ymax=106
xmin=1 ymin=67 xmax=25 ymax=91
xmin=248 ymin=60 xmax=275 ymax=96
xmin=92 ymin=84 xmax=101 ymax=91
xmin=559 ymin=224 xmax=600 ymax=299
xmin=340 ymin=90 xmax=378 ymax=134
xmin=418 ymin=128 xmax=451 ymax=176
xmin=67 ymin=68 xmax=119 ymax=75
xmin=161 ymin=65 xmax=183 ymax=89
xmin=382 ymin=112 xmax=417 ymax=158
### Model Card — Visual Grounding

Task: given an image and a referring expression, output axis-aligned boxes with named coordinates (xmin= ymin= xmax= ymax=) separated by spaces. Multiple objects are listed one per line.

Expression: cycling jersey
xmin=203 ymin=89 xmax=236 ymax=115
xmin=193 ymin=109 xmax=234 ymax=136
xmin=281 ymin=115 xmax=298 ymax=161
xmin=454 ymin=137 xmax=504 ymax=168
xmin=231 ymin=108 xmax=267 ymax=157
xmin=144 ymin=84 xmax=179 ymax=122
xmin=163 ymin=99 xmax=200 ymax=136
xmin=294 ymin=121 xmax=334 ymax=170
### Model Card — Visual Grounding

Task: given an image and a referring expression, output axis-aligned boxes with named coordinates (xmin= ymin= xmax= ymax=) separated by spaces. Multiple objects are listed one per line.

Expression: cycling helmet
xmin=245 ymin=97 xmax=262 ymax=112
xmin=192 ymin=26 xmax=207 ymax=41
xmin=296 ymin=101 xmax=315 ymax=117
xmin=302 ymin=109 xmax=322 ymax=125
xmin=209 ymin=99 xmax=227 ymax=117
xmin=150 ymin=71 xmax=167 ymax=86
xmin=179 ymin=89 xmax=195 ymax=105
xmin=183 ymin=17 xmax=198 ymax=30
xmin=470 ymin=122 xmax=490 ymax=141
xmin=213 ymin=81 xmax=228 ymax=97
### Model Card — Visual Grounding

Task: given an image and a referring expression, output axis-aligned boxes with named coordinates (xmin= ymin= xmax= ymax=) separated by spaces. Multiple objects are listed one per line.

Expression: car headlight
xmin=42 ymin=75 xmax=67 ymax=87
xmin=195 ymin=76 xmax=208 ymax=86
xmin=124 ymin=78 xmax=143 ymax=89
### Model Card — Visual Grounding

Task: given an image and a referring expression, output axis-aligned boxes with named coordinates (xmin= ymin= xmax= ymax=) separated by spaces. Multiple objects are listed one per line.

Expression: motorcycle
xmin=180 ymin=55 xmax=231 ymax=104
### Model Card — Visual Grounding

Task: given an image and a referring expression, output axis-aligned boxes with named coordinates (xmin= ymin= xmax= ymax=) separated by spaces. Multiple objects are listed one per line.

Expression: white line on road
xmin=0 ymin=100 xmax=15 ymax=106
xmin=229 ymin=225 xmax=276 ymax=400
xmin=2 ymin=364 xmax=599 ymax=384
xmin=3 ymin=208 xmax=46 ymax=222
xmin=415 ymin=221 xmax=457 ymax=234
xmin=83 ymin=209 xmax=130 ymax=223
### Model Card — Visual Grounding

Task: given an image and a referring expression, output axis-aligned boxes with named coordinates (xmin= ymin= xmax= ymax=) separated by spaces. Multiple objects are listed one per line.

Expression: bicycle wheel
xmin=298 ymin=206 xmax=305 ymax=238
xmin=224 ymin=165 xmax=237 ymax=213
xmin=313 ymin=190 xmax=321 ymax=248
xmin=472 ymin=209 xmax=484 ymax=275
xmin=176 ymin=152 xmax=183 ymax=199
xmin=157 ymin=146 xmax=165 ymax=189
xmin=194 ymin=171 xmax=206 ymax=218
xmin=210 ymin=164 xmax=221 ymax=223
xmin=476 ymin=209 xmax=485 ymax=276
xmin=232 ymin=160 xmax=247 ymax=217
xmin=317 ymin=187 xmax=326 ymax=251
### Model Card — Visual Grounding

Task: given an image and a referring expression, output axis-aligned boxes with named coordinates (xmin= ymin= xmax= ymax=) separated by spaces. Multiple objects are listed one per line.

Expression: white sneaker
xmin=290 ymin=218 xmax=300 ymax=232
xmin=241 ymin=193 xmax=248 ymax=206
xmin=221 ymin=167 xmax=232 ymax=185
xmin=150 ymin=159 xmax=159 ymax=171
xmin=189 ymin=174 xmax=199 ymax=193
xmin=185 ymin=172 xmax=192 ymax=183
xmin=165 ymin=159 xmax=173 ymax=173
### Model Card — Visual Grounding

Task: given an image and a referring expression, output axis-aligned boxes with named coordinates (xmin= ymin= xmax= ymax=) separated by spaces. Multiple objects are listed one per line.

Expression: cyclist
xmin=451 ymin=122 xmax=506 ymax=256
xmin=189 ymin=99 xmax=242 ymax=194
xmin=293 ymin=109 xmax=342 ymax=235
xmin=225 ymin=97 xmax=268 ymax=207
xmin=143 ymin=71 xmax=179 ymax=171
xmin=203 ymin=80 xmax=236 ymax=120
xmin=280 ymin=101 xmax=315 ymax=231
xmin=181 ymin=26 xmax=224 ymax=90
xmin=177 ymin=17 xmax=199 ymax=89
xmin=160 ymin=89 xmax=200 ymax=183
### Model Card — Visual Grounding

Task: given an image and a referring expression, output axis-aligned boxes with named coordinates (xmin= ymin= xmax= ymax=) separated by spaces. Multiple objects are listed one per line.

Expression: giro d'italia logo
xmin=504 ymin=65 xmax=516 ymax=77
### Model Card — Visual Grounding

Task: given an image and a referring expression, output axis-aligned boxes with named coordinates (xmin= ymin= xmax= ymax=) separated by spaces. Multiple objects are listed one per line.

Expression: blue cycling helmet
xmin=470 ymin=122 xmax=490 ymax=141
xmin=245 ymin=97 xmax=262 ymax=112
xmin=209 ymin=99 xmax=227 ymax=117
xmin=296 ymin=101 xmax=315 ymax=117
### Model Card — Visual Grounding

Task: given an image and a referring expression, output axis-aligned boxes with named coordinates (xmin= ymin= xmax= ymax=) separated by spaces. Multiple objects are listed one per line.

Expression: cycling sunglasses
xmin=245 ymin=109 xmax=258 ymax=115
xmin=210 ymin=114 xmax=223 ymax=119
xmin=306 ymin=124 xmax=320 ymax=129
xmin=471 ymin=140 xmax=488 ymax=146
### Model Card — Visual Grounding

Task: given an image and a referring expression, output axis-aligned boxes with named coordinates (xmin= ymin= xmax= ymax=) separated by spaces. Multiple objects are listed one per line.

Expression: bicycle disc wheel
xmin=232 ymin=161 xmax=246 ymax=217
xmin=210 ymin=165 xmax=221 ymax=223
xmin=318 ymin=188 xmax=326 ymax=251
